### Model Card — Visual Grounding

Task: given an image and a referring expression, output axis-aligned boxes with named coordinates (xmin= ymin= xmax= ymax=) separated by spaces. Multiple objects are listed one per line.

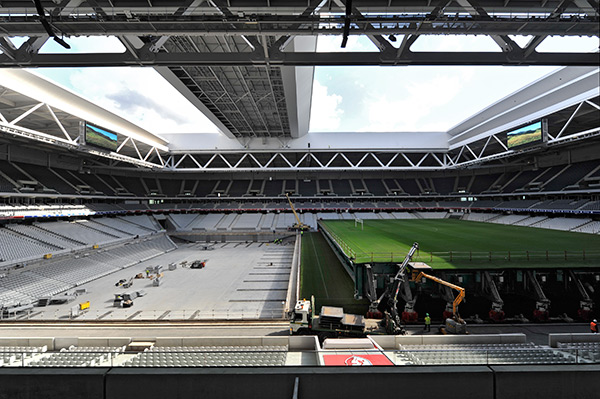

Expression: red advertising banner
xmin=322 ymin=354 xmax=394 ymax=366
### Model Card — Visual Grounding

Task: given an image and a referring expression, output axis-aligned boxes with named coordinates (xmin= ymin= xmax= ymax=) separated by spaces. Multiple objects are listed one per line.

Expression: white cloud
xmin=309 ymin=81 xmax=344 ymax=131
xmin=28 ymin=36 xmax=218 ymax=135
xmin=363 ymin=72 xmax=467 ymax=132
xmin=39 ymin=36 xmax=126 ymax=53
xmin=317 ymin=35 xmax=379 ymax=52
xmin=53 ymin=67 xmax=219 ymax=134
xmin=411 ymin=35 xmax=502 ymax=52
xmin=536 ymin=36 xmax=599 ymax=53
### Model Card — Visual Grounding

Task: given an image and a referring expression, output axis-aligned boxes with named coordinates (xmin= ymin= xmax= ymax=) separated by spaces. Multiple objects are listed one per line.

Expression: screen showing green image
xmin=507 ymin=121 xmax=543 ymax=149
xmin=85 ymin=123 xmax=118 ymax=151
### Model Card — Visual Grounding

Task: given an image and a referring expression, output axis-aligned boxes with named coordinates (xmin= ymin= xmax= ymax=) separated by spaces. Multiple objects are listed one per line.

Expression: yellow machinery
xmin=285 ymin=193 xmax=310 ymax=231
xmin=411 ymin=269 xmax=467 ymax=334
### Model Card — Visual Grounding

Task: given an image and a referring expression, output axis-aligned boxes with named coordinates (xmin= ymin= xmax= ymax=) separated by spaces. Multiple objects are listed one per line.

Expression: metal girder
xmin=166 ymin=149 xmax=448 ymax=171
xmin=158 ymin=97 xmax=599 ymax=171
xmin=0 ymin=95 xmax=167 ymax=168
xmin=449 ymin=98 xmax=600 ymax=168
xmin=1 ymin=50 xmax=596 ymax=67
xmin=0 ymin=14 xmax=597 ymax=38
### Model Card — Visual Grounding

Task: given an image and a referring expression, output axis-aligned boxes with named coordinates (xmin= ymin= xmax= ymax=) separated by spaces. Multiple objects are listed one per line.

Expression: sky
xmin=9 ymin=36 xmax=220 ymax=135
xmin=6 ymin=34 xmax=599 ymax=136
xmin=309 ymin=35 xmax=599 ymax=133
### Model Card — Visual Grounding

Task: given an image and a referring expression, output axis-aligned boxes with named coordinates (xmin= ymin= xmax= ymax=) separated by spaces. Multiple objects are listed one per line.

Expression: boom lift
xmin=411 ymin=269 xmax=467 ymax=334
xmin=568 ymin=270 xmax=594 ymax=320
xmin=526 ymin=270 xmax=550 ymax=322
xmin=363 ymin=243 xmax=420 ymax=332
xmin=483 ymin=271 xmax=505 ymax=322
xmin=285 ymin=193 xmax=310 ymax=231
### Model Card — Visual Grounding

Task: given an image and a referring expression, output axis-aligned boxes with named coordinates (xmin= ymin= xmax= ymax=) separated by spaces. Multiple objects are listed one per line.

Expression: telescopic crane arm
xmin=285 ymin=193 xmax=309 ymax=231
xmin=411 ymin=271 xmax=465 ymax=318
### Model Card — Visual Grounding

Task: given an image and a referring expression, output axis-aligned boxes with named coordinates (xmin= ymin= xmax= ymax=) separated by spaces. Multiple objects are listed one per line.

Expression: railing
xmin=348 ymin=250 xmax=600 ymax=265
xmin=1 ymin=348 xmax=598 ymax=367
xmin=318 ymin=222 xmax=356 ymax=261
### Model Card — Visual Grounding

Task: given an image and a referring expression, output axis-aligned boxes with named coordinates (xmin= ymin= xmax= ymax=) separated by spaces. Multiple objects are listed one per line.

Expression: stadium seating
xmin=232 ymin=213 xmax=261 ymax=230
xmin=0 ymin=346 xmax=47 ymax=367
xmin=398 ymin=343 xmax=575 ymax=365
xmin=557 ymin=342 xmax=600 ymax=363
xmin=462 ymin=213 xmax=500 ymax=222
xmin=530 ymin=217 xmax=591 ymax=231
xmin=573 ymin=221 xmax=600 ymax=234
xmin=488 ymin=214 xmax=531 ymax=225
xmin=0 ymin=235 xmax=176 ymax=310
xmin=0 ymin=228 xmax=58 ymax=263
xmin=123 ymin=345 xmax=288 ymax=367
xmin=27 ymin=346 xmax=124 ymax=367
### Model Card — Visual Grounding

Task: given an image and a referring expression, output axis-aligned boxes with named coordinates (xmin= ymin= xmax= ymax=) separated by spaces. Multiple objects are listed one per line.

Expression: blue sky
xmin=6 ymin=34 xmax=599 ymax=136
xmin=309 ymin=35 xmax=598 ymax=132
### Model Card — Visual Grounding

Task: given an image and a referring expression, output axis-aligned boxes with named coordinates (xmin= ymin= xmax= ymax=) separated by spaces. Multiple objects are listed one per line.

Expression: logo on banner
xmin=344 ymin=355 xmax=373 ymax=366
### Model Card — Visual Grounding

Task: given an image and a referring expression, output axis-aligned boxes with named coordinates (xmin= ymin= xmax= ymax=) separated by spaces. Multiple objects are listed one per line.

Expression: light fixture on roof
xmin=388 ymin=35 xmax=397 ymax=42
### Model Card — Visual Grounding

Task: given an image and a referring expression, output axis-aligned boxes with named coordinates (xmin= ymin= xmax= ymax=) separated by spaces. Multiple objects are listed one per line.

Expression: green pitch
xmin=300 ymin=232 xmax=368 ymax=313
xmin=320 ymin=219 xmax=600 ymax=270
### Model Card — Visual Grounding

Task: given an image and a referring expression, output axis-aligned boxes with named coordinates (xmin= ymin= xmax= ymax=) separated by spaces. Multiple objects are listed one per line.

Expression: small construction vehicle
xmin=289 ymin=296 xmax=395 ymax=341
xmin=113 ymin=293 xmax=134 ymax=308
xmin=410 ymin=268 xmax=467 ymax=334
xmin=285 ymin=193 xmax=310 ymax=231
xmin=191 ymin=260 xmax=207 ymax=269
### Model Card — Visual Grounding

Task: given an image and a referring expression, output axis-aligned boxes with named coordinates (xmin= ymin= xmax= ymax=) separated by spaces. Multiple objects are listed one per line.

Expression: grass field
xmin=300 ymin=232 xmax=368 ymax=313
xmin=320 ymin=219 xmax=600 ymax=269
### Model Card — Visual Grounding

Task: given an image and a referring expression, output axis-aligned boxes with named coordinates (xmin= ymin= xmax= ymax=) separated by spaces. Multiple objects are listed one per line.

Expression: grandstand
xmin=0 ymin=0 xmax=598 ymax=398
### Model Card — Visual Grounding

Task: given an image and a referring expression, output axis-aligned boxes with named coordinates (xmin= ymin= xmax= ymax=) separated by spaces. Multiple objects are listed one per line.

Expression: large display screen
xmin=506 ymin=120 xmax=546 ymax=149
xmin=84 ymin=123 xmax=118 ymax=151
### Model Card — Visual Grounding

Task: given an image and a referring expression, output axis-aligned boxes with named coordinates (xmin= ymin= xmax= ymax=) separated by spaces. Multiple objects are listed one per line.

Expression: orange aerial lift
xmin=411 ymin=269 xmax=467 ymax=334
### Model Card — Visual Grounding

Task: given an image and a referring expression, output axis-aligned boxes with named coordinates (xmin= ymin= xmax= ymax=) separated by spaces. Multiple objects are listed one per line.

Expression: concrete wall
xmin=0 ymin=368 xmax=107 ymax=399
xmin=491 ymin=364 xmax=600 ymax=399
xmin=0 ymin=365 xmax=598 ymax=399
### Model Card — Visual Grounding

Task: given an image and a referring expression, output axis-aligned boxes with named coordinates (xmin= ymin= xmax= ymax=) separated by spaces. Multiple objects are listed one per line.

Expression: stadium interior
xmin=0 ymin=1 xmax=599 ymax=398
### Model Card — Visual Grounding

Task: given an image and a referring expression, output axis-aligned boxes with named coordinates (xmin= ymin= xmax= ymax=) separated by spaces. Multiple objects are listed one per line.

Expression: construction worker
xmin=591 ymin=319 xmax=598 ymax=334
xmin=424 ymin=313 xmax=431 ymax=332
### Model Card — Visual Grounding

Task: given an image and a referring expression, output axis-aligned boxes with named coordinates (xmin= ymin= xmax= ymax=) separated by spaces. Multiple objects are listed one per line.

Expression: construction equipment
xmin=526 ymin=270 xmax=550 ymax=322
xmin=285 ymin=193 xmax=310 ymax=231
xmin=483 ymin=271 xmax=505 ymax=322
xmin=289 ymin=295 xmax=393 ymax=341
xmin=568 ymin=270 xmax=595 ymax=321
xmin=113 ymin=293 xmax=134 ymax=308
xmin=410 ymin=269 xmax=467 ymax=334
xmin=366 ymin=243 xmax=419 ymax=326
xmin=191 ymin=260 xmax=207 ymax=269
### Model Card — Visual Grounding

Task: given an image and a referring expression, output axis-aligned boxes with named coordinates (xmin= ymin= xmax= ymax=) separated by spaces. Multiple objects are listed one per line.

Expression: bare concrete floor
xmin=17 ymin=241 xmax=294 ymax=321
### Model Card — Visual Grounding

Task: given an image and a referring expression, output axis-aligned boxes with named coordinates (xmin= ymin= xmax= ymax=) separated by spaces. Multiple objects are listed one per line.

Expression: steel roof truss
xmin=339 ymin=152 xmax=355 ymax=168
xmin=400 ymin=153 xmax=415 ymax=167
xmin=45 ymin=104 xmax=73 ymax=143
xmin=555 ymin=101 xmax=585 ymax=139
xmin=173 ymin=153 xmax=189 ymax=168
xmin=9 ymin=102 xmax=45 ymax=125
xmin=116 ymin=136 xmax=131 ymax=153
xmin=295 ymin=152 xmax=310 ymax=167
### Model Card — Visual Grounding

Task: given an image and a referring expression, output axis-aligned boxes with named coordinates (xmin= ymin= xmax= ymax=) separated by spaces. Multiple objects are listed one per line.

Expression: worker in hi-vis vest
xmin=424 ymin=313 xmax=431 ymax=332
xmin=591 ymin=319 xmax=598 ymax=334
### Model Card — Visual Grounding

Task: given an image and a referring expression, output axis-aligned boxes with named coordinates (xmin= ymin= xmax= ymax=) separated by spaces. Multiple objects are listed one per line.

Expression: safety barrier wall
xmin=0 ymin=365 xmax=598 ymax=399
xmin=284 ymin=232 xmax=301 ymax=315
